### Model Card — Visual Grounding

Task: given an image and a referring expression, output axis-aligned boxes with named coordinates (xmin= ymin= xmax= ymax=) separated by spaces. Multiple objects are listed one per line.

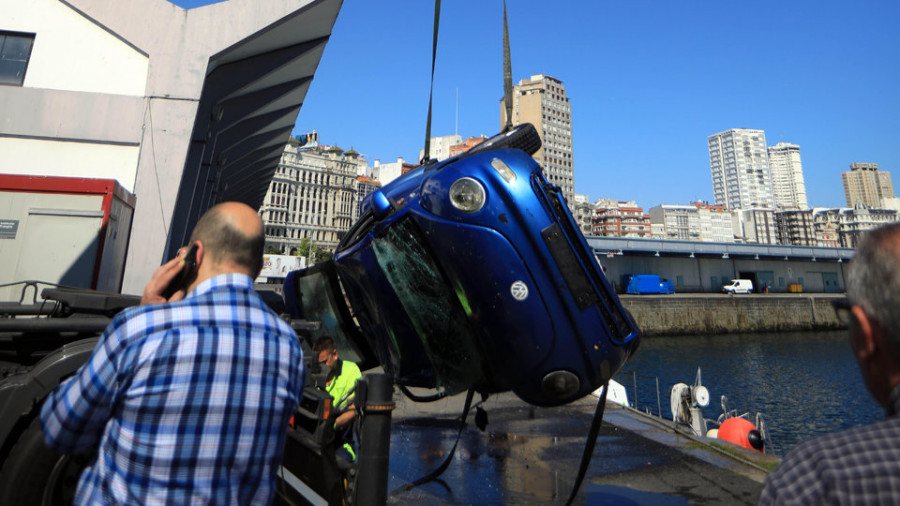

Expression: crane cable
xmin=502 ymin=0 xmax=513 ymax=132
xmin=420 ymin=0 xmax=442 ymax=165
xmin=410 ymin=2 xmax=609 ymax=503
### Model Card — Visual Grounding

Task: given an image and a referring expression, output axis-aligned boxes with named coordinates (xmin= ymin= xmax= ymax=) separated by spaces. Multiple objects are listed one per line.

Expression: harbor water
xmin=613 ymin=330 xmax=884 ymax=457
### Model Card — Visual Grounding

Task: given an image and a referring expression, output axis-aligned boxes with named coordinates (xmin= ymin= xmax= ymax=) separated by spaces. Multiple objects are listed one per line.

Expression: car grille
xmin=532 ymin=174 xmax=635 ymax=341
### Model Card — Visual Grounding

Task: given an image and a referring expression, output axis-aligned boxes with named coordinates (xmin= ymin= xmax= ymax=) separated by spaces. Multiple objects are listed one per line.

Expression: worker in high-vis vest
xmin=313 ymin=337 xmax=362 ymax=463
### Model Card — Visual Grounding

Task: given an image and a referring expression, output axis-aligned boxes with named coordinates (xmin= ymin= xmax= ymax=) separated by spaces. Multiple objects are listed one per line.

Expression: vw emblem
xmin=510 ymin=281 xmax=529 ymax=301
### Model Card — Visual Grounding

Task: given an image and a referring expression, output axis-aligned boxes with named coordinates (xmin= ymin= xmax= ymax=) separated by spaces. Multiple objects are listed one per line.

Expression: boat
xmin=670 ymin=368 xmax=771 ymax=453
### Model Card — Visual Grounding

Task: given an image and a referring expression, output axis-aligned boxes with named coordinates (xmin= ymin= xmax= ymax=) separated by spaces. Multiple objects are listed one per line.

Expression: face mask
xmin=308 ymin=357 xmax=332 ymax=388
xmin=319 ymin=363 xmax=333 ymax=380
xmin=314 ymin=362 xmax=333 ymax=388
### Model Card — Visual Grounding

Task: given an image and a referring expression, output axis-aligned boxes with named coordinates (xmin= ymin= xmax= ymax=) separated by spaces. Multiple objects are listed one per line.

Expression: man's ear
xmin=193 ymin=240 xmax=205 ymax=269
xmin=851 ymin=305 xmax=878 ymax=359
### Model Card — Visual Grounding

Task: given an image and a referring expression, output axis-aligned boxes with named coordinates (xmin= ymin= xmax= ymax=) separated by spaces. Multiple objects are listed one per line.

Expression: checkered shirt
xmin=758 ymin=387 xmax=900 ymax=505
xmin=40 ymin=273 xmax=304 ymax=505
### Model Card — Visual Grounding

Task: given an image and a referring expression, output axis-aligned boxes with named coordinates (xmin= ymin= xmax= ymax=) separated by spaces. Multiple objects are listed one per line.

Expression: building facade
xmin=649 ymin=203 xmax=734 ymax=243
xmin=501 ymin=74 xmax=575 ymax=205
xmin=775 ymin=209 xmax=817 ymax=246
xmin=0 ymin=0 xmax=341 ymax=293
xmin=732 ymin=209 xmax=779 ymax=244
xmin=767 ymin=142 xmax=809 ymax=210
xmin=693 ymin=202 xmax=734 ymax=243
xmin=812 ymin=209 xmax=841 ymax=248
xmin=419 ymin=134 xmax=463 ymax=162
xmin=593 ymin=201 xmax=651 ymax=238
xmin=842 ymin=162 xmax=894 ymax=208
xmin=260 ymin=140 xmax=363 ymax=253
xmin=570 ymin=194 xmax=595 ymax=235
xmin=708 ymin=128 xmax=775 ymax=210
xmin=836 ymin=202 xmax=899 ymax=248
xmin=373 ymin=157 xmax=416 ymax=186
xmin=449 ymin=136 xmax=489 ymax=158
xmin=355 ymin=175 xmax=381 ymax=218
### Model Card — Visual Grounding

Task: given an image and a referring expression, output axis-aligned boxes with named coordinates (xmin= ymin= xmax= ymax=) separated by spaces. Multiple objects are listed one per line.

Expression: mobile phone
xmin=162 ymin=243 xmax=199 ymax=299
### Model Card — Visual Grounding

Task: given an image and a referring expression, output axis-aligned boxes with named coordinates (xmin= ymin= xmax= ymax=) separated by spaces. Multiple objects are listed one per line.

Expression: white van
xmin=722 ymin=279 xmax=753 ymax=294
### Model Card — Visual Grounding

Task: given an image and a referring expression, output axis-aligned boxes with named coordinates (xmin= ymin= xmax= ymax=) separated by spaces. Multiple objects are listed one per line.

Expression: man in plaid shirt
xmin=758 ymin=222 xmax=900 ymax=505
xmin=40 ymin=202 xmax=304 ymax=505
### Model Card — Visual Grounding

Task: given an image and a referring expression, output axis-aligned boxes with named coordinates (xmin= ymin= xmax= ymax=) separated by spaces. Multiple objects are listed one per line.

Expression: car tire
xmin=0 ymin=416 xmax=87 ymax=506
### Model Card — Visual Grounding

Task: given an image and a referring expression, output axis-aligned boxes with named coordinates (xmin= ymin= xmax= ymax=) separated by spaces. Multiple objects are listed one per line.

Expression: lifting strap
xmin=502 ymin=0 xmax=513 ymax=132
xmin=565 ymin=381 xmax=610 ymax=505
xmin=388 ymin=388 xmax=475 ymax=497
xmin=420 ymin=0 xmax=442 ymax=164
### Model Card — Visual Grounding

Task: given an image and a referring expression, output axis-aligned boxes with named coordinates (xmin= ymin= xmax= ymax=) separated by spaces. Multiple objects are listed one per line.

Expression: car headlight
xmin=541 ymin=370 xmax=580 ymax=400
xmin=449 ymin=177 xmax=486 ymax=213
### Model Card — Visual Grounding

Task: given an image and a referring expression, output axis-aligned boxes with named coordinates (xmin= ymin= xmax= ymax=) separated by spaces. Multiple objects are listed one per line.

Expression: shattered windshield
xmin=372 ymin=218 xmax=488 ymax=394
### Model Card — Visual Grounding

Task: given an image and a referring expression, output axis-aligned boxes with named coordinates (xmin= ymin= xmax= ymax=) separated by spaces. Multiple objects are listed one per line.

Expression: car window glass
xmin=292 ymin=265 xmax=364 ymax=365
xmin=372 ymin=218 xmax=487 ymax=394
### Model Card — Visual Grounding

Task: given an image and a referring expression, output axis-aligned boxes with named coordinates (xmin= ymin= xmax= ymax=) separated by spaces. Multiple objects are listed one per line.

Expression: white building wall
xmin=6 ymin=0 xmax=149 ymax=96
xmin=0 ymin=138 xmax=140 ymax=190
xmin=419 ymin=134 xmax=462 ymax=162
xmin=374 ymin=158 xmax=407 ymax=186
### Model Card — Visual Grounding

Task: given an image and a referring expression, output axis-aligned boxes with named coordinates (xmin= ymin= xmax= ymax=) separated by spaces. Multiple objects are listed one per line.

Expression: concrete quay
xmin=621 ymin=293 xmax=845 ymax=336
xmin=386 ymin=390 xmax=777 ymax=505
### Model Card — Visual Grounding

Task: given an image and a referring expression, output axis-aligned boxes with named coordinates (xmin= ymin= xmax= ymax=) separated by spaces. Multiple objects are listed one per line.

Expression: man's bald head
xmin=190 ymin=202 xmax=265 ymax=277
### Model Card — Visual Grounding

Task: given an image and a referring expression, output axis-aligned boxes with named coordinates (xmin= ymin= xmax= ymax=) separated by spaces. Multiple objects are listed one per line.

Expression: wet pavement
xmin=385 ymin=391 xmax=775 ymax=505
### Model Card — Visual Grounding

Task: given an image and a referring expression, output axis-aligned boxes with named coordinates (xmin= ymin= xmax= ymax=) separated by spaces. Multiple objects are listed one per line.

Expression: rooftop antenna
xmin=502 ymin=0 xmax=513 ymax=132
xmin=455 ymin=87 xmax=459 ymax=137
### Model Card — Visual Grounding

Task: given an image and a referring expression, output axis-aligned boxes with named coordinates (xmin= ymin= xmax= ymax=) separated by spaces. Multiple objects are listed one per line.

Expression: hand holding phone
xmin=161 ymin=243 xmax=199 ymax=300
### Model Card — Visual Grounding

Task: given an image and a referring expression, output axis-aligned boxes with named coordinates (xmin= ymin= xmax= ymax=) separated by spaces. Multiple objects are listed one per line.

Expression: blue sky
xmin=170 ymin=0 xmax=899 ymax=210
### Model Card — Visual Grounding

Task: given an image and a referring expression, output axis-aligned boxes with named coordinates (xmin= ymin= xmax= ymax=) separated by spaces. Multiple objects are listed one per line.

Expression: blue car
xmin=285 ymin=124 xmax=639 ymax=406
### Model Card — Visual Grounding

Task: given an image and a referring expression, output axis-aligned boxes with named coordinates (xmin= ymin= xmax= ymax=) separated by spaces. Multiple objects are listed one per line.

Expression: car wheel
xmin=0 ymin=417 xmax=87 ymax=506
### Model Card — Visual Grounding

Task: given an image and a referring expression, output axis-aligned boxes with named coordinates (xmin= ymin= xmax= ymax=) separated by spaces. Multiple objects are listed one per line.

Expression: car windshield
xmin=371 ymin=218 xmax=488 ymax=394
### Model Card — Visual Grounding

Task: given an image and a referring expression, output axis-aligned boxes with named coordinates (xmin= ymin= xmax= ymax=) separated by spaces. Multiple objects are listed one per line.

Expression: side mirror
xmin=370 ymin=190 xmax=392 ymax=220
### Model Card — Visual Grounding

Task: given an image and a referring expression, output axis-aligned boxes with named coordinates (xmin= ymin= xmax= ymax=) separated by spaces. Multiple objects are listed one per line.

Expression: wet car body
xmin=291 ymin=125 xmax=639 ymax=406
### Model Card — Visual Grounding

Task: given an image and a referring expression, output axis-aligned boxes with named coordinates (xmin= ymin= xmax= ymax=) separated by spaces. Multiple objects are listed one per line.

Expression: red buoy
xmin=717 ymin=417 xmax=763 ymax=452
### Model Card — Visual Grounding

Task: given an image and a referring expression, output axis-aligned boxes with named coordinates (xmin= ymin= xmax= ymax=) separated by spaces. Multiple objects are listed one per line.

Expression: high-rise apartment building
xmin=260 ymin=139 xmax=363 ymax=253
xmin=501 ymin=74 xmax=575 ymax=204
xmin=842 ymin=163 xmax=894 ymax=208
xmin=708 ymin=129 xmax=775 ymax=210
xmin=767 ymin=142 xmax=809 ymax=210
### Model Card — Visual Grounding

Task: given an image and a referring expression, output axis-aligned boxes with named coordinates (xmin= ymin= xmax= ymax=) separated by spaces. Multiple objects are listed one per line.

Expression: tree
xmin=294 ymin=237 xmax=332 ymax=265
xmin=295 ymin=237 xmax=313 ymax=258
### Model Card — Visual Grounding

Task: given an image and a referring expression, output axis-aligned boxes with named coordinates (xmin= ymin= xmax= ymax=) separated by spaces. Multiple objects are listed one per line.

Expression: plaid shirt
xmin=40 ymin=273 xmax=304 ymax=505
xmin=758 ymin=386 xmax=900 ymax=505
